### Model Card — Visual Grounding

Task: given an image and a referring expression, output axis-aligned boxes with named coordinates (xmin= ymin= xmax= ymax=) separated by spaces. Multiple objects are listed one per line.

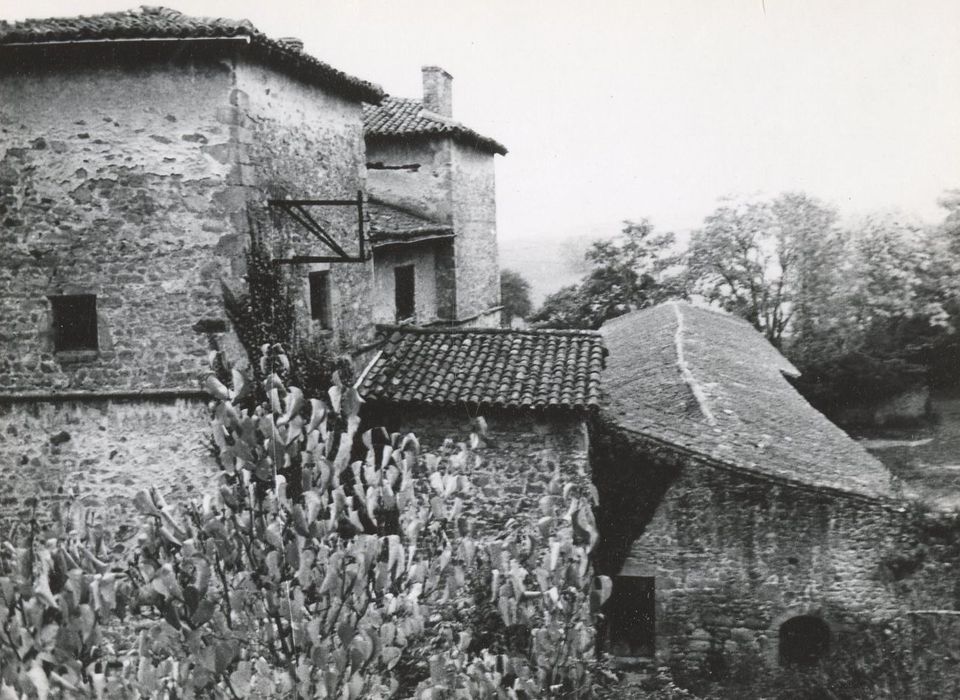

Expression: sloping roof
xmin=0 ymin=6 xmax=383 ymax=103
xmin=363 ymin=96 xmax=507 ymax=155
xmin=366 ymin=201 xmax=454 ymax=246
xmin=600 ymin=302 xmax=894 ymax=499
xmin=359 ymin=326 xmax=605 ymax=411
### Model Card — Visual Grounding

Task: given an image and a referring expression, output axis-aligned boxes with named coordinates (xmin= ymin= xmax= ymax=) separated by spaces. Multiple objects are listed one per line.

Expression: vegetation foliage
xmin=532 ymin=190 xmax=960 ymax=419
xmin=0 ymin=347 xmax=611 ymax=699
xmin=500 ymin=269 xmax=534 ymax=327
xmin=222 ymin=215 xmax=334 ymax=395
xmin=531 ymin=220 xmax=681 ymax=330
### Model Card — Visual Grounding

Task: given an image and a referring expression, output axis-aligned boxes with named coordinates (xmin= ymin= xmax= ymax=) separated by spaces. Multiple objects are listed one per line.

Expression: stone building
xmin=358 ymin=325 xmax=605 ymax=529
xmin=592 ymin=302 xmax=917 ymax=682
xmin=364 ymin=69 xmax=508 ymax=328
xmin=6 ymin=8 xmax=951 ymax=694
xmin=0 ymin=6 xmax=385 ymax=525
xmin=0 ymin=7 xmax=511 ymax=529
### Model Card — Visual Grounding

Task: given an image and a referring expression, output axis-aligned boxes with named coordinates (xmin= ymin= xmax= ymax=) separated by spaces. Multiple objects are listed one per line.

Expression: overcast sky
xmin=6 ymin=0 xmax=960 ymax=245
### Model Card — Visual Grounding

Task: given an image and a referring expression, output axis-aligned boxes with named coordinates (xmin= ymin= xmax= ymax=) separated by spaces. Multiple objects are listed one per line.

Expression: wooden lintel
xmin=268 ymin=199 xmax=359 ymax=206
xmin=274 ymin=256 xmax=368 ymax=265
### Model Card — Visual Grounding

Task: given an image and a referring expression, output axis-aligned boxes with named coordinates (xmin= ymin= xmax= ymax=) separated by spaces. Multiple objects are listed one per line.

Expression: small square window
xmin=50 ymin=294 xmax=98 ymax=352
xmin=309 ymin=271 xmax=332 ymax=329
xmin=394 ymin=264 xmax=415 ymax=322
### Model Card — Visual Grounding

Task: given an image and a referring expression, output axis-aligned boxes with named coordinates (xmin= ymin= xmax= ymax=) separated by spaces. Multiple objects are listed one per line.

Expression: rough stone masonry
xmin=0 ymin=35 xmax=377 ymax=529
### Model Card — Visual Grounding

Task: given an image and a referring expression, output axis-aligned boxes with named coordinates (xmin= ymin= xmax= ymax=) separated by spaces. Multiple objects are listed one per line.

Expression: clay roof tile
xmin=363 ymin=96 xmax=507 ymax=155
xmin=359 ymin=325 xmax=605 ymax=412
xmin=0 ymin=6 xmax=383 ymax=103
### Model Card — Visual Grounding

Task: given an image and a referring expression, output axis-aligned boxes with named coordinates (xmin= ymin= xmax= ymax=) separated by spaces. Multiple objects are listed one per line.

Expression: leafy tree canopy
xmin=685 ymin=192 xmax=841 ymax=349
xmin=532 ymin=219 xmax=681 ymax=330
xmin=790 ymin=206 xmax=960 ymax=410
xmin=500 ymin=268 xmax=534 ymax=326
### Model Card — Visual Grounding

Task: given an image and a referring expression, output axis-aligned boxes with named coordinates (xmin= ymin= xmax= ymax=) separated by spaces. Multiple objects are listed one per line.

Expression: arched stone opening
xmin=779 ymin=615 xmax=830 ymax=666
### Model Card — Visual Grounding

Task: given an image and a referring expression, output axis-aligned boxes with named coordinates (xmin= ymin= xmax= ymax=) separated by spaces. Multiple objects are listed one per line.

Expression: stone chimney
xmin=278 ymin=37 xmax=304 ymax=52
xmin=422 ymin=66 xmax=453 ymax=117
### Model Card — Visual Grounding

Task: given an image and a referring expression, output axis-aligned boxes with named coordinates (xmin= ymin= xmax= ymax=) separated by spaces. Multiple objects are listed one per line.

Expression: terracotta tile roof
xmin=600 ymin=302 xmax=895 ymax=499
xmin=0 ymin=6 xmax=383 ymax=103
xmin=359 ymin=326 xmax=605 ymax=411
xmin=363 ymin=96 xmax=507 ymax=155
xmin=366 ymin=200 xmax=454 ymax=246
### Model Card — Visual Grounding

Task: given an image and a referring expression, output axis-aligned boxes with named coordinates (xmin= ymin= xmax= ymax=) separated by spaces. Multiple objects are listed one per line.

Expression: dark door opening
xmin=779 ymin=615 xmax=830 ymax=666
xmin=394 ymin=264 xmax=415 ymax=321
xmin=605 ymin=575 xmax=655 ymax=657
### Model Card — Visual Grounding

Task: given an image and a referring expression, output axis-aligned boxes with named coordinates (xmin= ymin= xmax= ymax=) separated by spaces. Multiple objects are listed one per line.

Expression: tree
xmin=787 ymin=209 xmax=960 ymax=413
xmin=532 ymin=219 xmax=680 ymax=330
xmin=685 ymin=192 xmax=841 ymax=348
xmin=500 ymin=268 xmax=534 ymax=326
xmin=939 ymin=189 xmax=960 ymax=252
xmin=926 ymin=192 xmax=960 ymax=386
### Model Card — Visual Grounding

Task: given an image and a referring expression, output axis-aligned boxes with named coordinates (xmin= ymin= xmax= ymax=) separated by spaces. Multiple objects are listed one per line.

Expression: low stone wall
xmin=361 ymin=404 xmax=591 ymax=534
xmin=0 ymin=398 xmax=217 ymax=537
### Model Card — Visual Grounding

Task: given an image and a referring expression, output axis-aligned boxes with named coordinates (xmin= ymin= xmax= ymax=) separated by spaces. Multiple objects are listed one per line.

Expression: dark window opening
xmin=605 ymin=575 xmax=655 ymax=657
xmin=779 ymin=615 xmax=830 ymax=666
xmin=50 ymin=294 xmax=98 ymax=352
xmin=394 ymin=264 xmax=415 ymax=322
xmin=309 ymin=271 xmax=332 ymax=329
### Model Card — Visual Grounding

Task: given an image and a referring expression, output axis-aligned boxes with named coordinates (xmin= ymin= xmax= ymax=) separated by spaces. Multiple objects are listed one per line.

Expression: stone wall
xmin=451 ymin=143 xmax=500 ymax=322
xmin=459 ymin=308 xmax=503 ymax=329
xmin=623 ymin=462 xmax=902 ymax=671
xmin=0 ymin=49 xmax=372 ymax=545
xmin=365 ymin=137 xmax=501 ymax=326
xmin=235 ymin=59 xmax=374 ymax=353
xmin=365 ymin=140 xmax=454 ymax=223
xmin=0 ymin=50 xmax=374 ymax=395
xmin=591 ymin=421 xmax=958 ymax=689
xmin=370 ymin=242 xmax=440 ymax=325
xmin=361 ymin=404 xmax=590 ymax=533
xmin=0 ymin=398 xmax=216 ymax=537
xmin=0 ymin=58 xmax=242 ymax=392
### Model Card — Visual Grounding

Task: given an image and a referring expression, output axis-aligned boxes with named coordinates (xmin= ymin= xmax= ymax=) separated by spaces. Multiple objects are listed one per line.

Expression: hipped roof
xmin=600 ymin=302 xmax=895 ymax=499
xmin=364 ymin=96 xmax=507 ymax=155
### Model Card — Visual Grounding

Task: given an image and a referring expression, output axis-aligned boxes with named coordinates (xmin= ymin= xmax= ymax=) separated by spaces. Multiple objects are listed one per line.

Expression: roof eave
xmin=365 ymin=130 xmax=507 ymax=156
xmin=369 ymin=230 xmax=456 ymax=247
xmin=605 ymin=418 xmax=894 ymax=504
xmin=361 ymin=396 xmax=596 ymax=416
xmin=372 ymin=323 xmax=602 ymax=338
xmin=246 ymin=37 xmax=384 ymax=104
xmin=0 ymin=34 xmax=385 ymax=104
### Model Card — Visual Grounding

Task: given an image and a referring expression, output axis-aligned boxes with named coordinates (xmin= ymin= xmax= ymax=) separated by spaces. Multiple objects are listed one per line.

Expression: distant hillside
xmin=499 ymin=224 xmax=691 ymax=307
xmin=498 ymin=229 xmax=604 ymax=305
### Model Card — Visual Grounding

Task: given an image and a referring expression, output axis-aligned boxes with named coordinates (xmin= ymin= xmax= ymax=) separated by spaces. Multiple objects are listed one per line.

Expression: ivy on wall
xmin=221 ymin=212 xmax=334 ymax=396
